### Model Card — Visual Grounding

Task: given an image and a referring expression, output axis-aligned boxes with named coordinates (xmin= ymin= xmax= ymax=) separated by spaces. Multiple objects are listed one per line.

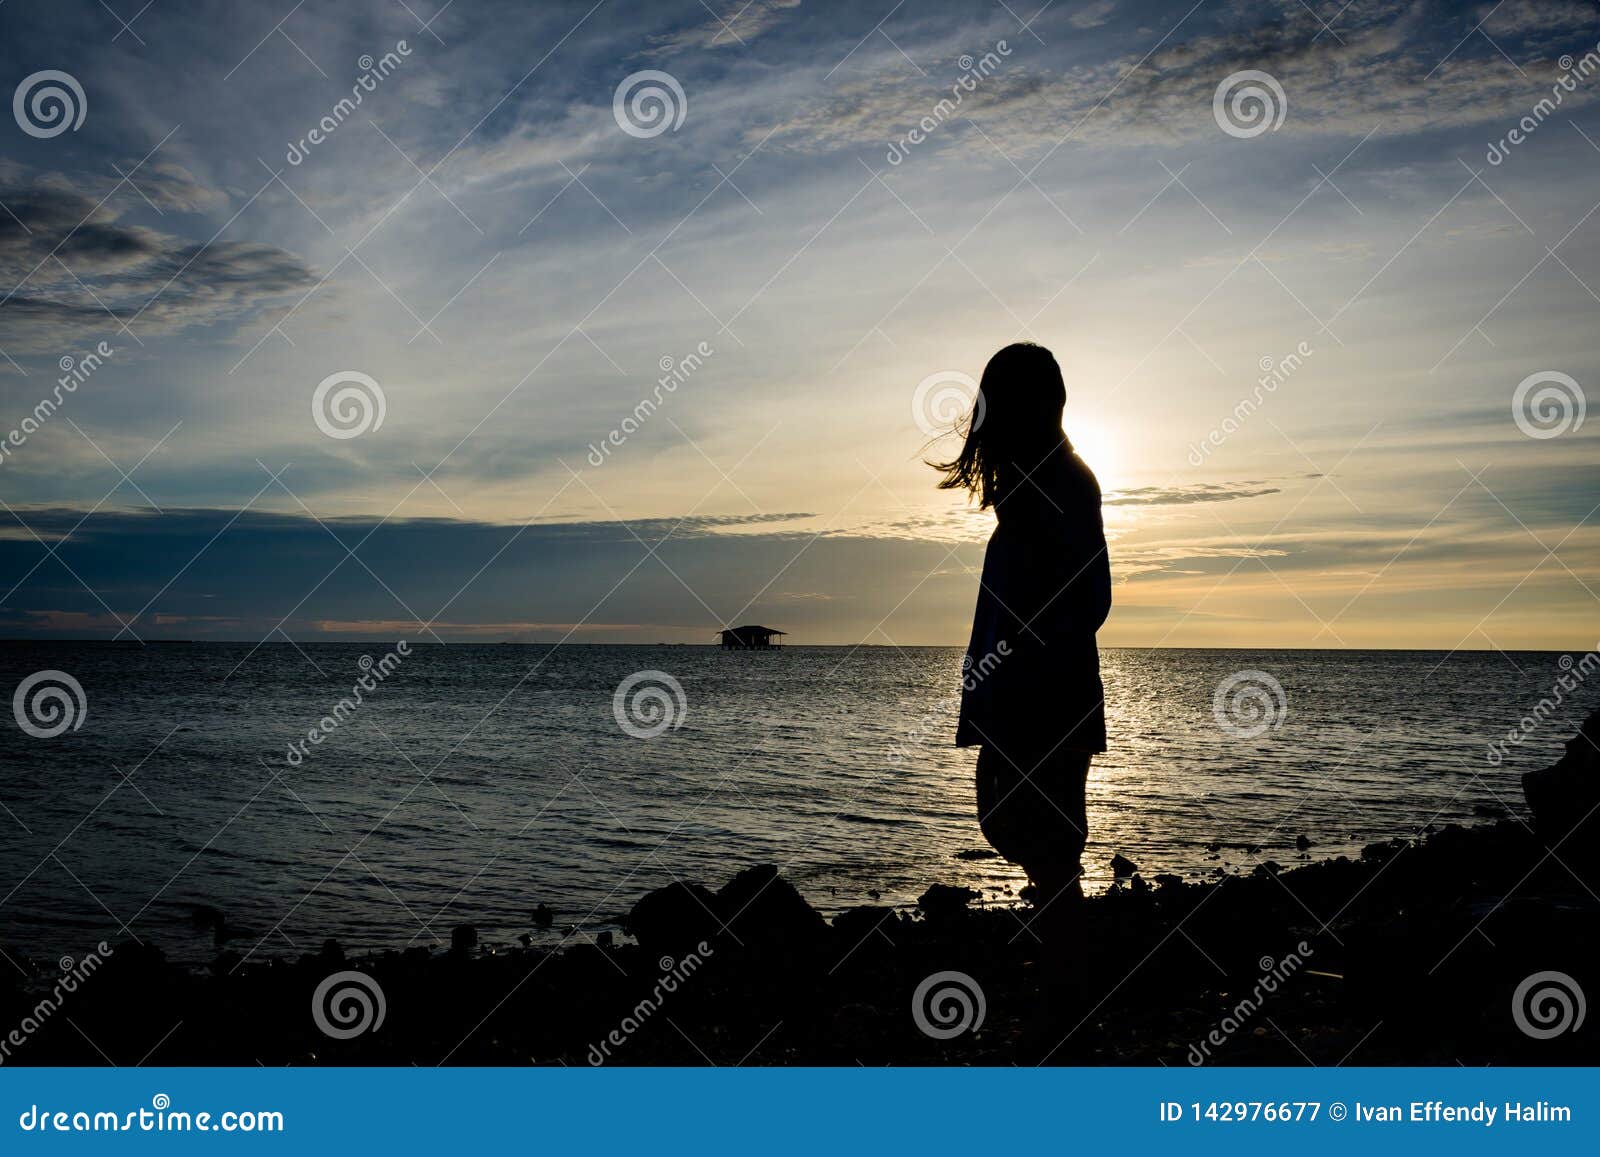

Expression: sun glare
xmin=1067 ymin=420 xmax=1123 ymax=489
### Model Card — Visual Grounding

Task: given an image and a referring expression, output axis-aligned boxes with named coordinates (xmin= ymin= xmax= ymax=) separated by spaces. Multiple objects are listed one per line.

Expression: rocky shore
xmin=5 ymin=712 xmax=1598 ymax=1067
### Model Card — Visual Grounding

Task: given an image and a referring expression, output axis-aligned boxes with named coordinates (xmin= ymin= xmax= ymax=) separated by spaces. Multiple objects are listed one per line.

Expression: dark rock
xmin=319 ymin=938 xmax=344 ymax=964
xmin=189 ymin=905 xmax=224 ymax=931
xmin=1428 ymin=823 xmax=1473 ymax=852
xmin=916 ymin=883 xmax=981 ymax=921
xmin=532 ymin=904 xmax=554 ymax=928
xmin=625 ymin=880 xmax=721 ymax=952
xmin=208 ymin=950 xmax=240 ymax=976
xmin=1362 ymin=839 xmax=1407 ymax=864
xmin=451 ymin=924 xmax=478 ymax=952
xmin=1295 ymin=834 xmax=1312 ymax=851
xmin=596 ymin=930 xmax=614 ymax=949
xmin=1111 ymin=853 xmax=1138 ymax=878
xmin=1253 ymin=861 xmax=1282 ymax=878
xmin=715 ymin=864 xmax=828 ymax=944
xmin=13 ymin=831 xmax=1576 ymax=1066
xmin=832 ymin=906 xmax=899 ymax=946
xmin=953 ymin=848 xmax=1000 ymax=860
xmin=1522 ymin=707 xmax=1600 ymax=859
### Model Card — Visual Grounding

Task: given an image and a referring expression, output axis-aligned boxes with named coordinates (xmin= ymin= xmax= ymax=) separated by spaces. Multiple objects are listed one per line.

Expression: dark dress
xmin=954 ymin=440 xmax=1111 ymax=756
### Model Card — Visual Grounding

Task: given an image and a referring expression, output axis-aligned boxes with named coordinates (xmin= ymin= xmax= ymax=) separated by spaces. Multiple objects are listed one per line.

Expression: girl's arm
xmin=1019 ymin=467 xmax=1110 ymax=638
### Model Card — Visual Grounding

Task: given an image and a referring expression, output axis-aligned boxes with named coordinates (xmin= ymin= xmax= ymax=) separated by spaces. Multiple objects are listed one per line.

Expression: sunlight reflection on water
xmin=0 ymin=643 xmax=1583 ymax=961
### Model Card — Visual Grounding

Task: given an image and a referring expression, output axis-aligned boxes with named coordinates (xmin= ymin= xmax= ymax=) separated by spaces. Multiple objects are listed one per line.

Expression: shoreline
xmin=4 ymin=816 xmax=1596 ymax=1066
xmin=0 ymin=819 xmax=1506 ymax=969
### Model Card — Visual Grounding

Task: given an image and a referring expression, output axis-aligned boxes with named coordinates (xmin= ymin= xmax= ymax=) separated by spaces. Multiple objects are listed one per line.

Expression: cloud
xmin=0 ymin=505 xmax=970 ymax=643
xmin=1068 ymin=1 xmax=1119 ymax=30
xmin=650 ymin=0 xmax=803 ymax=52
xmin=124 ymin=162 xmax=234 ymax=216
xmin=758 ymin=0 xmax=1600 ymax=160
xmin=0 ymin=181 xmax=318 ymax=353
xmin=1104 ymin=482 xmax=1282 ymax=506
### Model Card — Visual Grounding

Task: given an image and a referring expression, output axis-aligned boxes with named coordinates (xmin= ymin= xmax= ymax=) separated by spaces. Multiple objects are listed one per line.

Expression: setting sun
xmin=1068 ymin=420 xmax=1125 ymax=490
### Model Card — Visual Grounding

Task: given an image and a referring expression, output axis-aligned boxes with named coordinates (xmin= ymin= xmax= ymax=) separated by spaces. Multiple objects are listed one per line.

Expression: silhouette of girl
xmin=934 ymin=343 xmax=1111 ymax=915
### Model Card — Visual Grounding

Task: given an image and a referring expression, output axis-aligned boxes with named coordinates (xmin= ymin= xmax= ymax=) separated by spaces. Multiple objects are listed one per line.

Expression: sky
xmin=0 ymin=0 xmax=1596 ymax=648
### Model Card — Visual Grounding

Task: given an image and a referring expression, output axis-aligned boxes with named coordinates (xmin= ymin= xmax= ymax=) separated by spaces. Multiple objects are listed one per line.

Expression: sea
xmin=0 ymin=642 xmax=1589 ymax=963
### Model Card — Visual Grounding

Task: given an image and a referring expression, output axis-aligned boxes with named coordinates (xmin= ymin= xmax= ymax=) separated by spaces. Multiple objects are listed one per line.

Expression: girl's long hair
xmin=931 ymin=342 xmax=1066 ymax=509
